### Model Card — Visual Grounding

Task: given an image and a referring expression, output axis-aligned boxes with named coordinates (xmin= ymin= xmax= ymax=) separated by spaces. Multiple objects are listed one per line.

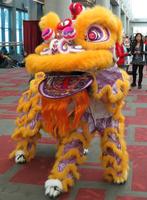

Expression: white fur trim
xmin=15 ymin=150 xmax=26 ymax=163
xmin=83 ymin=148 xmax=89 ymax=155
xmin=45 ymin=179 xmax=63 ymax=198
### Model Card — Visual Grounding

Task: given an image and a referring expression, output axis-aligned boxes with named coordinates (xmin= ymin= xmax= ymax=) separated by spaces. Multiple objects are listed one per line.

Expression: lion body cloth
xmin=10 ymin=3 xmax=130 ymax=198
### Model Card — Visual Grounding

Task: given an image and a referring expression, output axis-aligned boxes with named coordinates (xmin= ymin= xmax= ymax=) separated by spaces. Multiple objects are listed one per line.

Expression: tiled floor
xmin=0 ymin=68 xmax=147 ymax=200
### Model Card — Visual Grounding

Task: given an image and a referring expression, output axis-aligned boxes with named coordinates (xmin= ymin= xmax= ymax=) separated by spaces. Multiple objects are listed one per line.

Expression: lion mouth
xmin=40 ymin=40 xmax=85 ymax=56
xmin=38 ymin=71 xmax=94 ymax=99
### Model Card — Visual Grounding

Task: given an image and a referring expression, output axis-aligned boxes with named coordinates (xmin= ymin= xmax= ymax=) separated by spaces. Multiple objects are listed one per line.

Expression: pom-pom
xmin=69 ymin=2 xmax=85 ymax=19
xmin=57 ymin=18 xmax=72 ymax=31
xmin=42 ymin=28 xmax=55 ymax=42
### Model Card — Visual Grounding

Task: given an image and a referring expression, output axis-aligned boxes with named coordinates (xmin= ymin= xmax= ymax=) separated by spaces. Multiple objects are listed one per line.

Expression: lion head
xmin=26 ymin=4 xmax=122 ymax=74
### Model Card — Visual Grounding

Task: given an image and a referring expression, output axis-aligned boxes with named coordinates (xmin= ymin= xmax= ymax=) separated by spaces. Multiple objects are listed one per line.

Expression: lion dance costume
xmin=10 ymin=3 xmax=130 ymax=198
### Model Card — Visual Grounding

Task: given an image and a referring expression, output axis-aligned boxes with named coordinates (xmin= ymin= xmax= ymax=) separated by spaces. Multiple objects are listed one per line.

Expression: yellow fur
xmin=25 ymin=6 xmax=123 ymax=74
xmin=10 ymin=5 xmax=129 ymax=193
xmin=39 ymin=12 xmax=60 ymax=31
xmin=91 ymin=71 xmax=130 ymax=104
xmin=26 ymin=50 xmax=113 ymax=74
xmin=35 ymin=43 xmax=49 ymax=55
xmin=75 ymin=6 xmax=122 ymax=49
xmin=100 ymin=125 xmax=129 ymax=183
xmin=10 ymin=73 xmax=45 ymax=160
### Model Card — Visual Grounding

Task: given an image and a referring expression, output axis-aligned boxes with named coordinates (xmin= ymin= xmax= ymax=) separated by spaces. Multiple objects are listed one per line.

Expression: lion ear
xmin=116 ymin=17 xmax=123 ymax=44
xmin=39 ymin=12 xmax=60 ymax=31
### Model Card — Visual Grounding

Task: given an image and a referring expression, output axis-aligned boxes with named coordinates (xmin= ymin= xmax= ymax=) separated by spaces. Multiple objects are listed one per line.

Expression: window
xmin=16 ymin=10 xmax=28 ymax=54
xmin=0 ymin=7 xmax=11 ymax=53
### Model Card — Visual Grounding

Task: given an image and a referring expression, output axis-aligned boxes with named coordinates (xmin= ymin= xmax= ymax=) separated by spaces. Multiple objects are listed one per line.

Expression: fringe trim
xmin=91 ymin=71 xmax=130 ymax=104
xmin=101 ymin=126 xmax=129 ymax=183
xmin=48 ymin=131 xmax=90 ymax=192
xmin=9 ymin=132 xmax=41 ymax=161
xmin=10 ymin=72 xmax=45 ymax=160
xmin=90 ymin=71 xmax=130 ymax=124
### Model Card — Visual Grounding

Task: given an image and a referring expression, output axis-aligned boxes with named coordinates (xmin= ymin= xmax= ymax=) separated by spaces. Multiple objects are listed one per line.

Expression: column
xmin=121 ymin=12 xmax=127 ymax=34
xmin=129 ymin=22 xmax=133 ymax=35
xmin=96 ymin=0 xmax=110 ymax=9
xmin=11 ymin=0 xmax=16 ymax=42
xmin=124 ymin=14 xmax=127 ymax=34
xmin=112 ymin=5 xmax=121 ymax=18
xmin=126 ymin=17 xmax=128 ymax=35
xmin=44 ymin=0 xmax=71 ymax=19
xmin=126 ymin=18 xmax=130 ymax=35
xmin=28 ymin=0 xmax=38 ymax=20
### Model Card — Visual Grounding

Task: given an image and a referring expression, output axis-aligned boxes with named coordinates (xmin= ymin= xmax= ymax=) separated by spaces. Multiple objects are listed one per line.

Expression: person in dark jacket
xmin=131 ymin=33 xmax=145 ymax=89
xmin=144 ymin=35 xmax=147 ymax=66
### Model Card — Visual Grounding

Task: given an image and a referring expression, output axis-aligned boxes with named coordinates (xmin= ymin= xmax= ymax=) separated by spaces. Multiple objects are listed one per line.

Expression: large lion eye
xmin=86 ymin=25 xmax=110 ymax=43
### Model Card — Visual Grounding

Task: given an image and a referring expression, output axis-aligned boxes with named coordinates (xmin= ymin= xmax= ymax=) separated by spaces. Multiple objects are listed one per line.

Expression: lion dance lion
xmin=10 ymin=3 xmax=130 ymax=198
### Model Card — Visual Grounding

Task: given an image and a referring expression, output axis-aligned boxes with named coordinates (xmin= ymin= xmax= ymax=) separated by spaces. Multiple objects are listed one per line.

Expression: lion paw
xmin=113 ymin=170 xmax=128 ymax=184
xmin=15 ymin=150 xmax=26 ymax=164
xmin=45 ymin=179 xmax=63 ymax=198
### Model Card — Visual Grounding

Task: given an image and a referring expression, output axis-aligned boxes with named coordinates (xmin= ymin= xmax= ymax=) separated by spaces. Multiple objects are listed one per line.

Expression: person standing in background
xmin=116 ymin=36 xmax=130 ymax=70
xmin=144 ymin=35 xmax=147 ymax=71
xmin=131 ymin=33 xmax=145 ymax=89
xmin=124 ymin=35 xmax=131 ymax=52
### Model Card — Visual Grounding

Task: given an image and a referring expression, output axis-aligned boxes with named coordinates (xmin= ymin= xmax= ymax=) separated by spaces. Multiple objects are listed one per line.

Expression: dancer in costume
xmin=10 ymin=3 xmax=130 ymax=198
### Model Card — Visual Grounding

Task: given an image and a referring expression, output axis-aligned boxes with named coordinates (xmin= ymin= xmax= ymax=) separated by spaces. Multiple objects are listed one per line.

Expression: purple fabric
xmin=81 ymin=64 xmax=123 ymax=134
xmin=57 ymin=139 xmax=84 ymax=173
xmin=108 ymin=133 xmax=121 ymax=149
xmin=23 ymin=93 xmax=29 ymax=102
xmin=103 ymin=147 xmax=121 ymax=165
xmin=27 ymin=142 xmax=33 ymax=150
xmin=67 ymin=173 xmax=74 ymax=179
xmin=82 ymin=111 xmax=97 ymax=133
xmin=58 ymin=157 xmax=76 ymax=172
xmin=102 ymin=131 xmax=122 ymax=167
xmin=63 ymin=140 xmax=83 ymax=155
xmin=96 ymin=65 xmax=122 ymax=92
xmin=96 ymin=117 xmax=119 ymax=135
xmin=29 ymin=120 xmax=36 ymax=129
xmin=29 ymin=113 xmax=41 ymax=129
xmin=83 ymin=113 xmax=119 ymax=135
xmin=19 ymin=112 xmax=25 ymax=118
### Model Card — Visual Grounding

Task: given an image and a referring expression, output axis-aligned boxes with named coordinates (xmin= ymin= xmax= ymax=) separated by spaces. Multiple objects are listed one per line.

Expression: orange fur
xmin=41 ymin=90 xmax=90 ymax=138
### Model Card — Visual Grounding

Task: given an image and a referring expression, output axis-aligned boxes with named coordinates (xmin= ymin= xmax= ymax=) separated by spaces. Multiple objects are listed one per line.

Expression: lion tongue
xmin=63 ymin=77 xmax=71 ymax=89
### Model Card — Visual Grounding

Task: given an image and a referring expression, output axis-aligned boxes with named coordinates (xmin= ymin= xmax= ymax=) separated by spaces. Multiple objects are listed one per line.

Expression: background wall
xmin=130 ymin=20 xmax=147 ymax=35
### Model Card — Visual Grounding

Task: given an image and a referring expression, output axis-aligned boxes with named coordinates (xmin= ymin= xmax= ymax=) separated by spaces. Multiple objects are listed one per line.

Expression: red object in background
xmin=115 ymin=42 xmax=129 ymax=66
xmin=23 ymin=20 xmax=42 ymax=55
